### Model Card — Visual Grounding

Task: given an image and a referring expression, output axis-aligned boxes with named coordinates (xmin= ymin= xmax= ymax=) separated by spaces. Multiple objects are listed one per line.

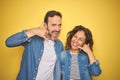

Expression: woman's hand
xmin=79 ymin=44 xmax=97 ymax=64
xmin=79 ymin=44 xmax=92 ymax=55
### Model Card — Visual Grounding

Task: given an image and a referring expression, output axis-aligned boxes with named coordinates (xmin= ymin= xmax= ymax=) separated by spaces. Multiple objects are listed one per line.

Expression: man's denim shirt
xmin=60 ymin=50 xmax=102 ymax=80
xmin=6 ymin=30 xmax=64 ymax=80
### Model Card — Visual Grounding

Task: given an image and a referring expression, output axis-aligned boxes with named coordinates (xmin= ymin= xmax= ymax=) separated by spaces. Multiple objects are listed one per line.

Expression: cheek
xmin=78 ymin=41 xmax=85 ymax=47
xmin=48 ymin=28 xmax=54 ymax=33
xmin=48 ymin=25 xmax=54 ymax=31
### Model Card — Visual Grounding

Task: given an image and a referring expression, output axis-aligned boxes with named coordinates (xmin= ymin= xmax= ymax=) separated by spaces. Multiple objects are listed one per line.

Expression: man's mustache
xmin=52 ymin=31 xmax=60 ymax=33
xmin=47 ymin=31 xmax=60 ymax=39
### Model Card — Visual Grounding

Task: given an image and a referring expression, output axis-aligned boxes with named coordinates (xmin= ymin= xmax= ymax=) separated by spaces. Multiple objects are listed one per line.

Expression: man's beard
xmin=48 ymin=30 xmax=60 ymax=40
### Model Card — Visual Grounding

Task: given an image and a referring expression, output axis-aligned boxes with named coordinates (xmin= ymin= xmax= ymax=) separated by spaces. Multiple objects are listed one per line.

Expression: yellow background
xmin=0 ymin=0 xmax=120 ymax=80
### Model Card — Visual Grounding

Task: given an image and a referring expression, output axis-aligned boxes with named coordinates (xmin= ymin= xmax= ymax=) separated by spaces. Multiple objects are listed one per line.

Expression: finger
xmin=87 ymin=43 xmax=89 ymax=46
xmin=83 ymin=44 xmax=88 ymax=47
xmin=40 ymin=22 xmax=47 ymax=29
xmin=78 ymin=46 xmax=83 ymax=50
xmin=84 ymin=44 xmax=89 ymax=48
xmin=43 ymin=35 xmax=49 ymax=41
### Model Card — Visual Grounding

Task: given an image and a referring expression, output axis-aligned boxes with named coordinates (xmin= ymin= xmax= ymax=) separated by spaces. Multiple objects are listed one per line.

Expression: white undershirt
xmin=70 ymin=53 xmax=80 ymax=80
xmin=35 ymin=40 xmax=57 ymax=80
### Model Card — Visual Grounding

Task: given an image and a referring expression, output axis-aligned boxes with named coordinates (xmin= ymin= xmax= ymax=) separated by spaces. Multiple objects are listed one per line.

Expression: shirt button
xmin=41 ymin=50 xmax=43 ymax=52
xmin=33 ymin=77 xmax=35 ymax=80
xmin=67 ymin=75 xmax=69 ymax=77
xmin=38 ymin=58 xmax=40 ymax=61
xmin=36 ymin=68 xmax=37 ymax=70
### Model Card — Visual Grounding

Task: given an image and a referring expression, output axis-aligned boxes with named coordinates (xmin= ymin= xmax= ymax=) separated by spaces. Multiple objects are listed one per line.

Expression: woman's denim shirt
xmin=60 ymin=50 xmax=102 ymax=80
xmin=6 ymin=30 xmax=64 ymax=80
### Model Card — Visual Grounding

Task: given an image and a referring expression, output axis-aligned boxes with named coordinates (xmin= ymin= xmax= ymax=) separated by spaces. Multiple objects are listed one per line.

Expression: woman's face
xmin=71 ymin=30 xmax=86 ymax=51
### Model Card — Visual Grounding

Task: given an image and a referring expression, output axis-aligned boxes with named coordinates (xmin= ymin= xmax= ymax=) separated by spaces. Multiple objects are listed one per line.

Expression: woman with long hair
xmin=61 ymin=25 xmax=101 ymax=80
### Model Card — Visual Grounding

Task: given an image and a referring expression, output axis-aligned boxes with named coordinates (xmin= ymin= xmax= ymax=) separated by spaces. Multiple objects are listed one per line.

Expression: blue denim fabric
xmin=60 ymin=50 xmax=102 ymax=80
xmin=6 ymin=30 xmax=64 ymax=80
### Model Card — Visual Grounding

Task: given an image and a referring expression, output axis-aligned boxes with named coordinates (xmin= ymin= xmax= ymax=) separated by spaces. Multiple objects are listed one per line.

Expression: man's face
xmin=46 ymin=16 xmax=62 ymax=40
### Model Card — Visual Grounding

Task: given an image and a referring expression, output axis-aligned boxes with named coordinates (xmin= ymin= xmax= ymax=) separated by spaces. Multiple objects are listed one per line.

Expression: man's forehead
xmin=48 ymin=16 xmax=61 ymax=23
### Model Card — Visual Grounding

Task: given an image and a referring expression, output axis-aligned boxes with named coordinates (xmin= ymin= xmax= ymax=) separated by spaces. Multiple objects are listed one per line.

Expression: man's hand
xmin=26 ymin=23 xmax=49 ymax=40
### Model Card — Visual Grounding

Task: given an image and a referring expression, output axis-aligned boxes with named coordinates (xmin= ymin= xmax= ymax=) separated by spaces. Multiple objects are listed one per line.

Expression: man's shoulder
xmin=27 ymin=36 xmax=44 ymax=46
xmin=55 ymin=39 xmax=63 ymax=45
xmin=31 ymin=36 xmax=44 ymax=42
xmin=55 ymin=39 xmax=62 ymax=42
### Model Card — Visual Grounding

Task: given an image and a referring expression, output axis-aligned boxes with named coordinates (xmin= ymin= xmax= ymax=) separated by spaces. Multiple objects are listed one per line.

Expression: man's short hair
xmin=44 ymin=10 xmax=62 ymax=24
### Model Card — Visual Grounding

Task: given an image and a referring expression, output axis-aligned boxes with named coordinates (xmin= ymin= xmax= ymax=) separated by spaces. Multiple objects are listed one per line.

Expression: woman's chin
xmin=71 ymin=47 xmax=79 ymax=50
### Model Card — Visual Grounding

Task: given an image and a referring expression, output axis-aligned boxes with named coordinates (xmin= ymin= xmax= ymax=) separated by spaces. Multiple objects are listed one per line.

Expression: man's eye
xmin=52 ymin=24 xmax=56 ymax=26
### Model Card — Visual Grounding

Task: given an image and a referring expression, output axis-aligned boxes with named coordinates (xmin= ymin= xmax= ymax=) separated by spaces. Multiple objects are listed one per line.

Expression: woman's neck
xmin=70 ymin=49 xmax=80 ymax=54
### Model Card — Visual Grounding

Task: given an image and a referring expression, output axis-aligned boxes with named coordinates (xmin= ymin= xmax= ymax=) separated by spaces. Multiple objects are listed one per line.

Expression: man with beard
xmin=6 ymin=10 xmax=63 ymax=80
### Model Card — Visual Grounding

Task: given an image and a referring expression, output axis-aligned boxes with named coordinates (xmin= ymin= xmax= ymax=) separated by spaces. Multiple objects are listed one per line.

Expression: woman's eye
xmin=74 ymin=35 xmax=77 ymax=38
xmin=79 ymin=38 xmax=84 ymax=41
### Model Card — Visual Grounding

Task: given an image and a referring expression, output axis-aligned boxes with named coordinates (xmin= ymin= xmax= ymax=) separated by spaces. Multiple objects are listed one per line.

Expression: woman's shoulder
xmin=61 ymin=50 xmax=69 ymax=58
xmin=79 ymin=50 xmax=89 ymax=61
xmin=61 ymin=50 xmax=69 ymax=54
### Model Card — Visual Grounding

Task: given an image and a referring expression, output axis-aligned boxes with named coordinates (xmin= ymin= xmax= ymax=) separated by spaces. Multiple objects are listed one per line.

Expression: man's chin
xmin=52 ymin=37 xmax=58 ymax=40
xmin=52 ymin=36 xmax=58 ymax=40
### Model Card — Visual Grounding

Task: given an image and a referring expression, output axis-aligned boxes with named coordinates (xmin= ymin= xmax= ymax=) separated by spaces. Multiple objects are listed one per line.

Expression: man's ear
xmin=44 ymin=23 xmax=47 ymax=29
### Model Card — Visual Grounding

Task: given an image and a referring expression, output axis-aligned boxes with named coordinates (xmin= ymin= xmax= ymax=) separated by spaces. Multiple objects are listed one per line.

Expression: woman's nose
xmin=74 ymin=39 xmax=79 ymax=42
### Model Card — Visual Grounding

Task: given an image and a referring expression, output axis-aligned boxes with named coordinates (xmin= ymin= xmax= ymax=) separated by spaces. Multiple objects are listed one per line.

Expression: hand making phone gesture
xmin=26 ymin=23 xmax=50 ymax=40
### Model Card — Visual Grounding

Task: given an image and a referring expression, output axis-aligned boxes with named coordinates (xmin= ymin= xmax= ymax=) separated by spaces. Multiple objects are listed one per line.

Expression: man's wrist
xmin=26 ymin=29 xmax=36 ymax=38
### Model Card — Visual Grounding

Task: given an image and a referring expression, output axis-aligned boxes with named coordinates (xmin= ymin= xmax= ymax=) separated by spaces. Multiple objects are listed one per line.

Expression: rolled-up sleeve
xmin=88 ymin=61 xmax=102 ymax=76
xmin=6 ymin=30 xmax=31 ymax=47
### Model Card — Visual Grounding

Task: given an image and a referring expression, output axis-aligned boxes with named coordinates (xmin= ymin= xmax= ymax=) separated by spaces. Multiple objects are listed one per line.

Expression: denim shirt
xmin=6 ymin=30 xmax=64 ymax=80
xmin=61 ymin=50 xmax=102 ymax=80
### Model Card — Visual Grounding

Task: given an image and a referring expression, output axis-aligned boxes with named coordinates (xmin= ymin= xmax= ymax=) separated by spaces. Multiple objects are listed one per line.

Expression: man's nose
xmin=55 ymin=26 xmax=61 ymax=31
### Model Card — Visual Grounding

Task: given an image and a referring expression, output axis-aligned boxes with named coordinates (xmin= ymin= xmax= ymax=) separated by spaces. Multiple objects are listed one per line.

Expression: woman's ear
xmin=81 ymin=43 xmax=85 ymax=47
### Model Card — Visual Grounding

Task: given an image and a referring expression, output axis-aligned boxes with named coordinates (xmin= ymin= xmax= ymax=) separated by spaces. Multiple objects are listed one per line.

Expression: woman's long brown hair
xmin=65 ymin=25 xmax=94 ymax=51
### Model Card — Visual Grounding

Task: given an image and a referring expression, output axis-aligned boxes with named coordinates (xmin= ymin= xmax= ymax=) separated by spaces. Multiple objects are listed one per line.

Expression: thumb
xmin=41 ymin=22 xmax=47 ymax=29
xmin=78 ymin=46 xmax=83 ymax=50
xmin=43 ymin=35 xmax=49 ymax=41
